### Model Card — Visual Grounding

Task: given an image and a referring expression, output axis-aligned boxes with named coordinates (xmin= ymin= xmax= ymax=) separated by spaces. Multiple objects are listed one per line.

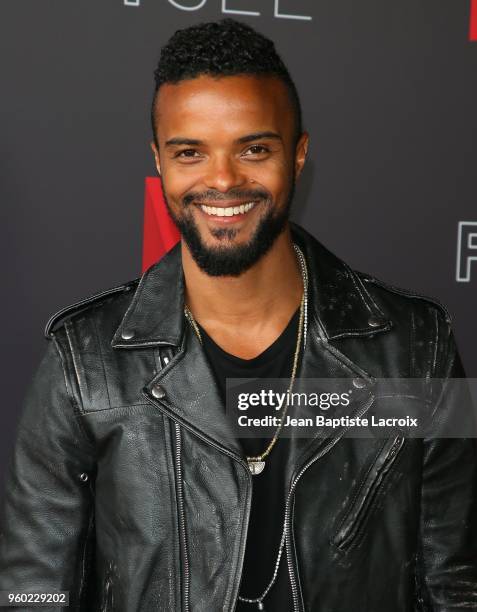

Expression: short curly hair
xmin=151 ymin=18 xmax=302 ymax=147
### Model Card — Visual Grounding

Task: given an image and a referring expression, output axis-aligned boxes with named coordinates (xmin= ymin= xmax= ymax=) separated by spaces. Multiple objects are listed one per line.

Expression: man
xmin=1 ymin=18 xmax=476 ymax=612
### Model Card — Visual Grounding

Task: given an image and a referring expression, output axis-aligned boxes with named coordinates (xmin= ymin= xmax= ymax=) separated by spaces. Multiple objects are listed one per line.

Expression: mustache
xmin=182 ymin=188 xmax=270 ymax=206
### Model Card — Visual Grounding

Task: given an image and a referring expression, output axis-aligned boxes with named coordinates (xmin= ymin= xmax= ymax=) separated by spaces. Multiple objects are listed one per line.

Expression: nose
xmin=203 ymin=154 xmax=247 ymax=193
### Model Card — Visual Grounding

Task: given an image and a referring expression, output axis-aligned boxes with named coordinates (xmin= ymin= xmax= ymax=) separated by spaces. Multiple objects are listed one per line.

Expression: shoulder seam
xmin=44 ymin=278 xmax=140 ymax=339
xmin=357 ymin=271 xmax=452 ymax=324
xmin=49 ymin=331 xmax=96 ymax=450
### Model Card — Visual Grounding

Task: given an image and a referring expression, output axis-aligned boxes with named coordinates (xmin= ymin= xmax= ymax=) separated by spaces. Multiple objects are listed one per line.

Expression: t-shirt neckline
xmin=197 ymin=307 xmax=300 ymax=369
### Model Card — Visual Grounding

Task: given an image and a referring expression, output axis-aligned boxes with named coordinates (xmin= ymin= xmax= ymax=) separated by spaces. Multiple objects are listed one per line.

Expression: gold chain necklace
xmin=183 ymin=243 xmax=308 ymax=476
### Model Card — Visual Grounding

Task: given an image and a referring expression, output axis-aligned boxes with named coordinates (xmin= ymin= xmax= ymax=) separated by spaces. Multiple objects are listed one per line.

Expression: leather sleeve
xmin=418 ymin=321 xmax=477 ymax=610
xmin=0 ymin=334 xmax=96 ymax=611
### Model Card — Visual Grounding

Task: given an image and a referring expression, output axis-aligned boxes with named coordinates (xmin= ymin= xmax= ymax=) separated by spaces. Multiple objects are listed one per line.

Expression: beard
xmin=161 ymin=178 xmax=295 ymax=277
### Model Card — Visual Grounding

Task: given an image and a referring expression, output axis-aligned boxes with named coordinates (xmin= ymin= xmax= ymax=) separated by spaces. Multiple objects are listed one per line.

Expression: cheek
xmin=252 ymin=157 xmax=291 ymax=189
xmin=256 ymin=170 xmax=291 ymax=202
xmin=163 ymin=168 xmax=200 ymax=202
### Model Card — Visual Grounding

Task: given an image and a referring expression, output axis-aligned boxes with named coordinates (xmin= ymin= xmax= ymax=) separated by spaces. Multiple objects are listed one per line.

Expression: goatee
xmin=161 ymin=180 xmax=295 ymax=277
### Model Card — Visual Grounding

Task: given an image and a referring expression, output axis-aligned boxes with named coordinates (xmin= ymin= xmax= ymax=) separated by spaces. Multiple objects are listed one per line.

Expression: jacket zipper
xmin=142 ymin=390 xmax=253 ymax=612
xmin=174 ymin=423 xmax=190 ymax=612
xmin=284 ymin=393 xmax=376 ymax=612
xmin=333 ymin=434 xmax=405 ymax=552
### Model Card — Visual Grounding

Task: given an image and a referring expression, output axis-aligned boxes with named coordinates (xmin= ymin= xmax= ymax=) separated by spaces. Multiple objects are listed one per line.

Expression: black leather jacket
xmin=1 ymin=223 xmax=476 ymax=612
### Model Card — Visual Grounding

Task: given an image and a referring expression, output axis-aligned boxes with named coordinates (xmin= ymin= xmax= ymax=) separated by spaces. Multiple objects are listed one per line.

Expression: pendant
xmin=258 ymin=602 xmax=265 ymax=610
xmin=247 ymin=460 xmax=265 ymax=475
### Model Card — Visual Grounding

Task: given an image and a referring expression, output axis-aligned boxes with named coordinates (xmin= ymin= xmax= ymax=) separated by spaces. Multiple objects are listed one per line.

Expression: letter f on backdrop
xmin=456 ymin=222 xmax=477 ymax=282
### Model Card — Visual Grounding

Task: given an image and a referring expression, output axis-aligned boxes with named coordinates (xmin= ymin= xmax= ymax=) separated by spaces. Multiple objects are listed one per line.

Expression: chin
xmin=183 ymin=220 xmax=287 ymax=277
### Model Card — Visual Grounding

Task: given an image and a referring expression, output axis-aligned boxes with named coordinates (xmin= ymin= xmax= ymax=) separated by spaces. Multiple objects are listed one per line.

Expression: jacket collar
xmin=111 ymin=222 xmax=392 ymax=349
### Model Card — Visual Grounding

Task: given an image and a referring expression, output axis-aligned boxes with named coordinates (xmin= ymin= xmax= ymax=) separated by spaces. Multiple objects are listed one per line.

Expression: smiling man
xmin=1 ymin=18 xmax=477 ymax=612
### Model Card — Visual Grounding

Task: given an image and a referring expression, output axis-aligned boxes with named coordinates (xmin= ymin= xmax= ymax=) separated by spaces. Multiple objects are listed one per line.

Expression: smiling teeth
xmin=200 ymin=202 xmax=256 ymax=216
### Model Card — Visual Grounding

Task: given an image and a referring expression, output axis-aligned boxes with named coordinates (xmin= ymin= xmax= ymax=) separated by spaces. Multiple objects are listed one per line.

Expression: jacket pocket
xmin=332 ymin=434 xmax=405 ymax=553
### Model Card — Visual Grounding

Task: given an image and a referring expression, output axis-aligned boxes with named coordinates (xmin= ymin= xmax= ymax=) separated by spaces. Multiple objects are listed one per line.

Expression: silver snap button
xmin=121 ymin=329 xmax=135 ymax=340
xmin=78 ymin=472 xmax=89 ymax=483
xmin=368 ymin=315 xmax=383 ymax=327
xmin=151 ymin=384 xmax=166 ymax=399
xmin=352 ymin=378 xmax=366 ymax=389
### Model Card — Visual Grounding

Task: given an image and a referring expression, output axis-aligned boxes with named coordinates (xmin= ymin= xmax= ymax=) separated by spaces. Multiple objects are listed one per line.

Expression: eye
xmin=243 ymin=144 xmax=270 ymax=156
xmin=175 ymin=149 xmax=201 ymax=158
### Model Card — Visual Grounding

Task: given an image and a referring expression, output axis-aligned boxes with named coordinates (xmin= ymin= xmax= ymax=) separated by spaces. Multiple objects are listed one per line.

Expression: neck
xmin=181 ymin=224 xmax=303 ymax=357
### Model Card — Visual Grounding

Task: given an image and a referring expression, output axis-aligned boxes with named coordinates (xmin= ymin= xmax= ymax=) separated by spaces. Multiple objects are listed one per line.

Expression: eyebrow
xmin=236 ymin=131 xmax=282 ymax=144
xmin=164 ymin=131 xmax=282 ymax=147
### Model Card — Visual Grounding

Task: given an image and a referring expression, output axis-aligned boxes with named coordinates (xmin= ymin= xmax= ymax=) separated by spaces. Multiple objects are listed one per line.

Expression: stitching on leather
xmin=354 ymin=272 xmax=387 ymax=317
xmin=77 ymin=403 xmax=154 ymax=415
xmin=114 ymin=267 xmax=152 ymax=337
xmin=361 ymin=275 xmax=452 ymax=323
xmin=65 ymin=322 xmax=88 ymax=413
xmin=329 ymin=326 xmax=389 ymax=337
xmin=52 ymin=334 xmax=77 ymax=410
xmin=349 ymin=266 xmax=387 ymax=318
xmin=45 ymin=282 xmax=138 ymax=338
xmin=93 ymin=315 xmax=112 ymax=410
xmin=343 ymin=264 xmax=373 ymax=317
xmin=54 ymin=331 xmax=95 ymax=448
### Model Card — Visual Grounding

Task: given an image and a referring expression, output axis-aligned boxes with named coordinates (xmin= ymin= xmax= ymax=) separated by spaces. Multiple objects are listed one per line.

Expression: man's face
xmin=151 ymin=74 xmax=308 ymax=276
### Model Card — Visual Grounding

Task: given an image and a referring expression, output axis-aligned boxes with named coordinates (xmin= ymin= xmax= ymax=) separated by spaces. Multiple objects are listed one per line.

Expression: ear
xmin=150 ymin=141 xmax=161 ymax=176
xmin=294 ymin=131 xmax=309 ymax=180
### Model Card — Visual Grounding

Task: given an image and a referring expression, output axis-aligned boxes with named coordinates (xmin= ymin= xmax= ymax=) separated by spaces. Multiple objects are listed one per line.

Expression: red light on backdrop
xmin=471 ymin=0 xmax=477 ymax=40
xmin=142 ymin=177 xmax=180 ymax=273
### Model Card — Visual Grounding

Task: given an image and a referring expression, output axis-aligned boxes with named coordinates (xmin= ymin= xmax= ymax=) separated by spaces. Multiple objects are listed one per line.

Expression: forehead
xmin=155 ymin=74 xmax=294 ymax=142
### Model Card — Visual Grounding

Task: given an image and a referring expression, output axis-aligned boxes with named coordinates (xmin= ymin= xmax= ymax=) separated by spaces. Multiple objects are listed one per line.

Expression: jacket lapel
xmin=283 ymin=314 xmax=376 ymax=488
xmin=111 ymin=242 xmax=185 ymax=348
xmin=142 ymin=324 xmax=245 ymax=460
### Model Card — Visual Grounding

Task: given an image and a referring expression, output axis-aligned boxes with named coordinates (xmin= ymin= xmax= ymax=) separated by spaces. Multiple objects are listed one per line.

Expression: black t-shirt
xmin=198 ymin=309 xmax=300 ymax=612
